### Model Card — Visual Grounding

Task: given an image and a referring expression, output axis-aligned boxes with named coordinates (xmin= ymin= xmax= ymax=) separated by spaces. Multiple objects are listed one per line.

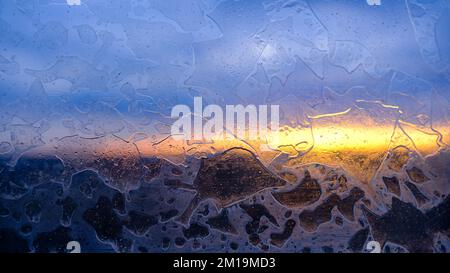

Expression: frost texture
xmin=0 ymin=0 xmax=449 ymax=253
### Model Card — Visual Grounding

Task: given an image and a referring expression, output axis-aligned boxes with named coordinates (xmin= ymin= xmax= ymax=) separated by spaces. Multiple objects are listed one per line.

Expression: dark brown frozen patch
xmin=382 ymin=176 xmax=401 ymax=196
xmin=405 ymin=181 xmax=429 ymax=207
xmin=362 ymin=197 xmax=434 ymax=252
xmin=337 ymin=187 xmax=365 ymax=221
xmin=182 ymin=223 xmax=210 ymax=240
xmin=194 ymin=148 xmax=287 ymax=206
xmin=272 ymin=171 xmax=321 ymax=208
xmin=240 ymin=203 xmax=278 ymax=227
xmin=299 ymin=187 xmax=365 ymax=231
xmin=175 ymin=148 xmax=286 ymax=224
xmin=406 ymin=167 xmax=429 ymax=183
xmin=348 ymin=228 xmax=369 ymax=252
xmin=270 ymin=219 xmax=296 ymax=248
xmin=240 ymin=203 xmax=279 ymax=247
xmin=206 ymin=209 xmax=237 ymax=235
xmin=426 ymin=195 xmax=450 ymax=234
xmin=299 ymin=194 xmax=340 ymax=232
